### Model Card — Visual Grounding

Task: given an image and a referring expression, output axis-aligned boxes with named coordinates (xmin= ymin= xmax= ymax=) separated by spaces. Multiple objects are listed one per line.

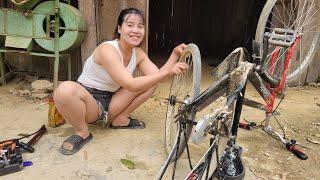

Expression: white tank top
xmin=77 ymin=40 xmax=137 ymax=92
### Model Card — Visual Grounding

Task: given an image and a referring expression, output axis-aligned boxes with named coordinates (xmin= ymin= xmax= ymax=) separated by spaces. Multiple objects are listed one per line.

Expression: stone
xmin=31 ymin=80 xmax=53 ymax=90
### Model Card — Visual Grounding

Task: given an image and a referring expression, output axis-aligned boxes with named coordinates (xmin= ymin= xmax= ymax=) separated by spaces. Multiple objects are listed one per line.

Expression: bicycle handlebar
xmin=286 ymin=142 xmax=308 ymax=160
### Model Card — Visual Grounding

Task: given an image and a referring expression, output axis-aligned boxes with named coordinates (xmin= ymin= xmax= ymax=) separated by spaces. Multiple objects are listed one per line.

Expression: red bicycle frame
xmin=265 ymin=36 xmax=301 ymax=114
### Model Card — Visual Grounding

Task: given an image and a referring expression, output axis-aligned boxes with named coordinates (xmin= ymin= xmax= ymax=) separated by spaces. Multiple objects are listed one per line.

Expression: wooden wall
xmin=303 ymin=0 xmax=320 ymax=84
xmin=148 ymin=0 xmax=265 ymax=63
xmin=147 ymin=0 xmax=320 ymax=84
xmin=1 ymin=0 xmax=319 ymax=84
xmin=78 ymin=0 xmax=148 ymax=65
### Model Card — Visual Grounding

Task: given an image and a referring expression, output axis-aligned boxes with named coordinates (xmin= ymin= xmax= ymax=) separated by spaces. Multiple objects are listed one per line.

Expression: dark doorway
xmin=148 ymin=0 xmax=266 ymax=66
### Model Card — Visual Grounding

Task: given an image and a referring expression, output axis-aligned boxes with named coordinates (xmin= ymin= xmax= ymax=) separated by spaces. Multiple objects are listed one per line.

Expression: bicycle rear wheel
xmin=165 ymin=43 xmax=201 ymax=160
xmin=255 ymin=0 xmax=320 ymax=85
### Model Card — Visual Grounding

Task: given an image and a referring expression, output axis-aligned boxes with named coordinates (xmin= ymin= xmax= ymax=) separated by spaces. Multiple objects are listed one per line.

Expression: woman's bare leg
xmin=108 ymin=86 xmax=156 ymax=126
xmin=53 ymin=81 xmax=101 ymax=139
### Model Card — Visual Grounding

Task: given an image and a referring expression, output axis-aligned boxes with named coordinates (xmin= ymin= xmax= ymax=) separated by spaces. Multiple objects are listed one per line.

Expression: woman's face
xmin=118 ymin=14 xmax=145 ymax=47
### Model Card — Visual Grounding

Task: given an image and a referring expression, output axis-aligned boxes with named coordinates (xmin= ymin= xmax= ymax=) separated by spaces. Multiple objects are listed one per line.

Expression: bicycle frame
xmin=251 ymin=35 xmax=301 ymax=117
xmin=158 ymin=49 xmax=254 ymax=179
xmin=248 ymin=34 xmax=307 ymax=160
xmin=158 ymin=33 xmax=307 ymax=179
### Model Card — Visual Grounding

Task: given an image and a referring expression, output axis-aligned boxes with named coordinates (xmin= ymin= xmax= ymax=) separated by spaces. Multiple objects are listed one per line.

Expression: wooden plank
xmin=145 ymin=0 xmax=149 ymax=54
xmin=305 ymin=0 xmax=320 ymax=84
xmin=97 ymin=0 xmax=119 ymax=43
xmin=305 ymin=49 xmax=320 ymax=84
xmin=78 ymin=0 xmax=98 ymax=65
xmin=134 ymin=0 xmax=148 ymax=52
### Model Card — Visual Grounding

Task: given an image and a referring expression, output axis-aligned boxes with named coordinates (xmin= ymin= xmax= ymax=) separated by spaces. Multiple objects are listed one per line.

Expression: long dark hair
xmin=113 ymin=8 xmax=145 ymax=39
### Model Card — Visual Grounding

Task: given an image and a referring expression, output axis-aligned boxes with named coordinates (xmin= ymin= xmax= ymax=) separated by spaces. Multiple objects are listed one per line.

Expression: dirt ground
xmin=0 ymin=64 xmax=319 ymax=180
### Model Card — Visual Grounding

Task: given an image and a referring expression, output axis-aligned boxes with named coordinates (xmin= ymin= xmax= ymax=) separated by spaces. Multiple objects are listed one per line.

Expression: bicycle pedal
xmin=266 ymin=28 xmax=296 ymax=47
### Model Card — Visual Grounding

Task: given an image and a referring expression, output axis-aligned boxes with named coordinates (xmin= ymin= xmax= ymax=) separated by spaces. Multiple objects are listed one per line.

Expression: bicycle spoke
xmin=299 ymin=10 xmax=318 ymax=32
xmin=271 ymin=7 xmax=288 ymax=28
xmin=266 ymin=47 xmax=289 ymax=65
xmin=293 ymin=0 xmax=310 ymax=30
xmin=265 ymin=47 xmax=290 ymax=73
xmin=304 ymin=23 xmax=320 ymax=33
xmin=267 ymin=19 xmax=279 ymax=30
xmin=298 ymin=0 xmax=316 ymax=30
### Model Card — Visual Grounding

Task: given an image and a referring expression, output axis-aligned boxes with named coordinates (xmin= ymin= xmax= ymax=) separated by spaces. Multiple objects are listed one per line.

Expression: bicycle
xmin=157 ymin=0 xmax=319 ymax=179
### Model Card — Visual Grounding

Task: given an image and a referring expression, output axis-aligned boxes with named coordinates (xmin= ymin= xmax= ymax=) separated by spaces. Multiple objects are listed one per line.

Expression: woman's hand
xmin=160 ymin=43 xmax=189 ymax=78
xmin=167 ymin=62 xmax=189 ymax=76
xmin=164 ymin=43 xmax=187 ymax=67
xmin=172 ymin=43 xmax=187 ymax=58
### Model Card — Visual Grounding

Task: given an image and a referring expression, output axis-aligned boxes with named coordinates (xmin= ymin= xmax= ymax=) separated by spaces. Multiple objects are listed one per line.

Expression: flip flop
xmin=110 ymin=117 xmax=145 ymax=129
xmin=60 ymin=133 xmax=93 ymax=155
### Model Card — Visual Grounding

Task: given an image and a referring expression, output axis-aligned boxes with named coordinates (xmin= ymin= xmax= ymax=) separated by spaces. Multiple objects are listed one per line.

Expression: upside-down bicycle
xmin=158 ymin=0 xmax=319 ymax=179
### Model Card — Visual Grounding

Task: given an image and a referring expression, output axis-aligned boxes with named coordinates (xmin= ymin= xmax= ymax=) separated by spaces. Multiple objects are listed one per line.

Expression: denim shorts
xmin=79 ymin=83 xmax=114 ymax=122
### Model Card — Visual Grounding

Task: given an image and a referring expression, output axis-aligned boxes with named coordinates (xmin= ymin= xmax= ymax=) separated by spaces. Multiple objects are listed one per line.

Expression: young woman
xmin=53 ymin=8 xmax=189 ymax=155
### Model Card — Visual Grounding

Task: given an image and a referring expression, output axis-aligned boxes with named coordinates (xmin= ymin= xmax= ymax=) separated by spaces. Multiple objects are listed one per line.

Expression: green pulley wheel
xmin=33 ymin=1 xmax=87 ymax=52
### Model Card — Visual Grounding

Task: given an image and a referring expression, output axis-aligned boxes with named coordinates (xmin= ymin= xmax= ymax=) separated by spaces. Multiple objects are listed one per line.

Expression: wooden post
xmin=145 ymin=0 xmax=149 ymax=54
xmin=0 ymin=52 xmax=5 ymax=85
xmin=98 ymin=0 xmax=119 ymax=43
xmin=79 ymin=0 xmax=98 ymax=66
xmin=134 ymin=0 xmax=148 ymax=53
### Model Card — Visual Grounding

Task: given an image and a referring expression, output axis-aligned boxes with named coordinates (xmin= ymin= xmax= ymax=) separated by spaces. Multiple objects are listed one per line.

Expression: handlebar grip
xmin=286 ymin=144 xmax=308 ymax=160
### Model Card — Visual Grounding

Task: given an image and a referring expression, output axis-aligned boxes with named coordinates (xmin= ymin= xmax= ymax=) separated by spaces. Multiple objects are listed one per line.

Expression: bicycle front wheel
xmin=255 ymin=0 xmax=320 ymax=85
xmin=165 ymin=43 xmax=201 ymax=160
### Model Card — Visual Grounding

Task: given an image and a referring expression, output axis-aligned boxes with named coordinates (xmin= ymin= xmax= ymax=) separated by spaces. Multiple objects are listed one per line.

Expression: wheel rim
xmin=256 ymin=0 xmax=320 ymax=85
xmin=165 ymin=44 xmax=201 ymax=156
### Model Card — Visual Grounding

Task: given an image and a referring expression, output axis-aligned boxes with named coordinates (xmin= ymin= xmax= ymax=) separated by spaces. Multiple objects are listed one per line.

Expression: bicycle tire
xmin=165 ymin=43 xmax=202 ymax=160
xmin=255 ymin=0 xmax=320 ymax=86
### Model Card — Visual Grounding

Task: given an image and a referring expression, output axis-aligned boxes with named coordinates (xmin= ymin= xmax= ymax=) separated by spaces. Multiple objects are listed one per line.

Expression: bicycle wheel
xmin=165 ymin=43 xmax=201 ymax=160
xmin=255 ymin=0 xmax=320 ymax=85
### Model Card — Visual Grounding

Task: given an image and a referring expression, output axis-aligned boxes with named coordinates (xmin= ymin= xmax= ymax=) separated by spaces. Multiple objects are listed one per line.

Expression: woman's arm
xmin=136 ymin=44 xmax=188 ymax=83
xmin=94 ymin=44 xmax=184 ymax=92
